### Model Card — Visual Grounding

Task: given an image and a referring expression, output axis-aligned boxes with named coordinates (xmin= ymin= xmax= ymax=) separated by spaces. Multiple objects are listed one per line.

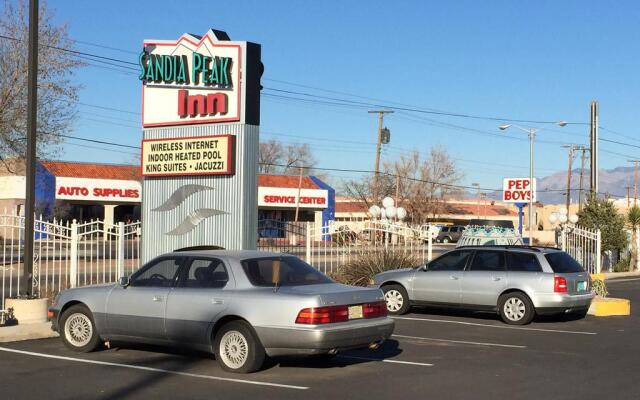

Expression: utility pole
xmin=629 ymin=160 xmax=640 ymax=206
xmin=368 ymin=110 xmax=393 ymax=201
xmin=562 ymin=145 xmax=576 ymax=212
xmin=395 ymin=172 xmax=400 ymax=206
xmin=589 ymin=101 xmax=599 ymax=196
xmin=626 ymin=186 xmax=632 ymax=208
xmin=23 ymin=0 xmax=39 ymax=297
xmin=472 ymin=183 xmax=480 ymax=216
xmin=294 ymin=165 xmax=303 ymax=222
xmin=578 ymin=146 xmax=587 ymax=211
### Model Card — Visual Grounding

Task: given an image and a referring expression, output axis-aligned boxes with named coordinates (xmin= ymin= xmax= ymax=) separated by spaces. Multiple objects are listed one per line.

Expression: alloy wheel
xmin=64 ymin=313 xmax=93 ymax=347
xmin=219 ymin=330 xmax=249 ymax=369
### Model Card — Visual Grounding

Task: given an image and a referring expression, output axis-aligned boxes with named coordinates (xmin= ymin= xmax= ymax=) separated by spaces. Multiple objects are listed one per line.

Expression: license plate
xmin=348 ymin=305 xmax=363 ymax=320
xmin=577 ymin=281 xmax=587 ymax=291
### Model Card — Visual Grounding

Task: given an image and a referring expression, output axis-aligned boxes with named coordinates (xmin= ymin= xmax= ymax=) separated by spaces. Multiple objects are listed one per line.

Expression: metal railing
xmin=1 ymin=212 xmax=141 ymax=309
xmin=257 ymin=219 xmax=434 ymax=274
xmin=561 ymin=225 xmax=601 ymax=274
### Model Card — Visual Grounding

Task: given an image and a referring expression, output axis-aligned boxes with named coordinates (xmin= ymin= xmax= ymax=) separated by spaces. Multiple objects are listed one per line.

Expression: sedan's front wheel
xmin=214 ymin=321 xmax=265 ymax=373
xmin=383 ymin=284 xmax=410 ymax=315
xmin=59 ymin=304 xmax=101 ymax=352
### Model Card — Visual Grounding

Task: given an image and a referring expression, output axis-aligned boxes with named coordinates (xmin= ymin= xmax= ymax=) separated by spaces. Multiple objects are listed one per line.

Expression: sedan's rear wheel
xmin=383 ymin=284 xmax=410 ymax=315
xmin=215 ymin=321 xmax=265 ymax=373
xmin=498 ymin=292 xmax=535 ymax=325
xmin=60 ymin=304 xmax=101 ymax=352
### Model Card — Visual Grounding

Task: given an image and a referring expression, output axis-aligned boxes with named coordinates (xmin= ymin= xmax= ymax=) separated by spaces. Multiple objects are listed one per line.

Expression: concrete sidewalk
xmin=595 ymin=271 xmax=640 ymax=280
xmin=0 ymin=322 xmax=58 ymax=343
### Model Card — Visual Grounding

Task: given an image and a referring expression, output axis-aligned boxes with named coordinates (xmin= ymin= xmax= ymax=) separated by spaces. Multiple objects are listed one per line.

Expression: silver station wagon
xmin=49 ymin=250 xmax=394 ymax=373
xmin=374 ymin=246 xmax=594 ymax=325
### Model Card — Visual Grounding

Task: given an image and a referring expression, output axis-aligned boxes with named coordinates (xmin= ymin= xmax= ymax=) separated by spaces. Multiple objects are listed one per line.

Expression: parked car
xmin=419 ymin=224 xmax=441 ymax=242
xmin=373 ymin=246 xmax=594 ymax=325
xmin=435 ymin=225 xmax=465 ymax=243
xmin=456 ymin=225 xmax=523 ymax=247
xmin=49 ymin=250 xmax=394 ymax=373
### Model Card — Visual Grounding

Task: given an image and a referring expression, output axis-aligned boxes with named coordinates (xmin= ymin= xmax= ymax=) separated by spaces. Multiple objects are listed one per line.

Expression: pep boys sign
xmin=502 ymin=178 xmax=536 ymax=203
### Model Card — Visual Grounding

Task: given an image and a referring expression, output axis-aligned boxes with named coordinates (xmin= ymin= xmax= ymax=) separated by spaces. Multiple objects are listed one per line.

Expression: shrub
xmin=591 ymin=278 xmax=608 ymax=298
xmin=331 ymin=249 xmax=420 ymax=286
xmin=613 ymin=255 xmax=630 ymax=273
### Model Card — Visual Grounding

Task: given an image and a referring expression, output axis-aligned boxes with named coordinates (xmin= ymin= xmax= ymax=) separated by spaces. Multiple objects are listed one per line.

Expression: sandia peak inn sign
xmin=139 ymin=29 xmax=261 ymax=127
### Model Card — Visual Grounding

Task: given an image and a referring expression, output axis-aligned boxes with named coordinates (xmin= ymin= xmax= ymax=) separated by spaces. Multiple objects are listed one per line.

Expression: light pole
xmin=499 ymin=121 xmax=567 ymax=244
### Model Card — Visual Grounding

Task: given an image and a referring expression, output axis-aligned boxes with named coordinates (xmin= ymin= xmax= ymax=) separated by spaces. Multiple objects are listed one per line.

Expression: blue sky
xmin=48 ymin=0 xmax=640 ymax=192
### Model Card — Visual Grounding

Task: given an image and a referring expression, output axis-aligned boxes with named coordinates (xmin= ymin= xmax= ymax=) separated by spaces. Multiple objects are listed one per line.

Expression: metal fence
xmin=257 ymin=219 xmax=435 ymax=274
xmin=1 ymin=212 xmax=141 ymax=309
xmin=561 ymin=225 xmax=601 ymax=274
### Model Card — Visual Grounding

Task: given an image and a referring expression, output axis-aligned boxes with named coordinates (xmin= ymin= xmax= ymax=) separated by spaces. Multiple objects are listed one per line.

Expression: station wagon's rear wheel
xmin=214 ymin=321 xmax=265 ymax=374
xmin=59 ymin=304 xmax=101 ymax=352
xmin=383 ymin=284 xmax=410 ymax=315
xmin=498 ymin=292 xmax=535 ymax=325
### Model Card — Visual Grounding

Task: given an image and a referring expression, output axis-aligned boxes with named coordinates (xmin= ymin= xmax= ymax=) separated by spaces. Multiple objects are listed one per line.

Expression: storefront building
xmin=0 ymin=160 xmax=335 ymax=229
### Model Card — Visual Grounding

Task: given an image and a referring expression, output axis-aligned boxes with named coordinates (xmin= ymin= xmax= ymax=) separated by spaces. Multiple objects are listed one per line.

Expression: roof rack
xmin=174 ymin=245 xmax=225 ymax=252
xmin=455 ymin=245 xmax=561 ymax=252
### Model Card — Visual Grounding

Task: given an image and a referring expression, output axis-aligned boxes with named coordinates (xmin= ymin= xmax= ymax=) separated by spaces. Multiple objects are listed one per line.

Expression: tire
xmin=382 ymin=284 xmax=410 ymax=315
xmin=498 ymin=292 xmax=535 ymax=325
xmin=59 ymin=304 xmax=101 ymax=352
xmin=214 ymin=320 xmax=265 ymax=373
xmin=442 ymin=237 xmax=451 ymax=244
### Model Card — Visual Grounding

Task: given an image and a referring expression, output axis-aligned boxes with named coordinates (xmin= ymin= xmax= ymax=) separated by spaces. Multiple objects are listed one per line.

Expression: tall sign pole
xmin=139 ymin=30 xmax=262 ymax=261
xmin=589 ymin=101 xmax=599 ymax=196
xmin=23 ymin=0 xmax=39 ymax=297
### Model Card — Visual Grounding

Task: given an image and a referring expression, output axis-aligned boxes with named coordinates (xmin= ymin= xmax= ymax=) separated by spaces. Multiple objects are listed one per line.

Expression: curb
xmin=0 ymin=322 xmax=59 ymax=343
xmin=591 ymin=272 xmax=640 ymax=281
xmin=588 ymin=296 xmax=631 ymax=317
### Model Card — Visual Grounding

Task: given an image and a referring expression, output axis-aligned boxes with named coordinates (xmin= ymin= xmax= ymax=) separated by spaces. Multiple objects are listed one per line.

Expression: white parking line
xmin=337 ymin=355 xmax=433 ymax=367
xmin=0 ymin=346 xmax=308 ymax=390
xmin=392 ymin=316 xmax=597 ymax=335
xmin=393 ymin=334 xmax=527 ymax=349
xmin=607 ymin=278 xmax=640 ymax=283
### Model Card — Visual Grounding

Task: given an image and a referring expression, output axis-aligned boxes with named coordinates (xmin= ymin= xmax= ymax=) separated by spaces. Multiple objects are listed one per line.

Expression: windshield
xmin=241 ymin=256 xmax=333 ymax=287
xmin=544 ymin=252 xmax=584 ymax=273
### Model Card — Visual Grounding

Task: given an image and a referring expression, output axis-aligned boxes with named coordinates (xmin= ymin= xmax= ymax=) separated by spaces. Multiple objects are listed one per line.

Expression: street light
xmin=499 ymin=121 xmax=567 ymax=244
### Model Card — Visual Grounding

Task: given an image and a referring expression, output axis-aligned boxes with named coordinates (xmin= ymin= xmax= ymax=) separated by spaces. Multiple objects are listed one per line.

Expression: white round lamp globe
xmin=382 ymin=196 xmax=395 ymax=209
xmin=369 ymin=205 xmax=381 ymax=218
xmin=397 ymin=207 xmax=407 ymax=221
xmin=559 ymin=214 xmax=568 ymax=224
xmin=385 ymin=206 xmax=397 ymax=219
xmin=569 ymin=214 xmax=579 ymax=224
xmin=548 ymin=213 xmax=558 ymax=224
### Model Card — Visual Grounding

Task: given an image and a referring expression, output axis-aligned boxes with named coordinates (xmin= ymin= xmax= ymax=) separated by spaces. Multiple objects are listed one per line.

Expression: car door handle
xmin=492 ymin=277 xmax=502 ymax=281
xmin=152 ymin=296 xmax=164 ymax=302
xmin=212 ymin=299 xmax=224 ymax=305
xmin=449 ymin=276 xmax=459 ymax=280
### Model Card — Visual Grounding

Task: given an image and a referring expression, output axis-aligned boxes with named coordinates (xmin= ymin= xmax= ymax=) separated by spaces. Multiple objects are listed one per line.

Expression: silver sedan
xmin=49 ymin=250 xmax=394 ymax=373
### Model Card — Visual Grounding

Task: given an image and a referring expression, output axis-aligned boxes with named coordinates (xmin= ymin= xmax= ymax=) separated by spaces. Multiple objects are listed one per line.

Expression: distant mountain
xmin=486 ymin=166 xmax=632 ymax=204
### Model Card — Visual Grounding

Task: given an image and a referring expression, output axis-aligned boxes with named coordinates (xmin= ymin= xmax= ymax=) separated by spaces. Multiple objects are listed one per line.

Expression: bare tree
xmin=0 ymin=0 xmax=83 ymax=168
xmin=258 ymin=139 xmax=317 ymax=175
xmin=342 ymin=146 xmax=463 ymax=222
xmin=258 ymin=139 xmax=283 ymax=173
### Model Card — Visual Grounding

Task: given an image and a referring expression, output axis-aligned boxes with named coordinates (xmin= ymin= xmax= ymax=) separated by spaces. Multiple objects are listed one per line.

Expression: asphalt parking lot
xmin=1 ymin=278 xmax=638 ymax=400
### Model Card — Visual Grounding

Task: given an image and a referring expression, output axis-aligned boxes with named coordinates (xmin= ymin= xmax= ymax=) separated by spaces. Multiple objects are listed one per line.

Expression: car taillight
xmin=554 ymin=276 xmax=568 ymax=293
xmin=295 ymin=306 xmax=349 ymax=324
xmin=363 ymin=301 xmax=388 ymax=319
xmin=295 ymin=301 xmax=388 ymax=324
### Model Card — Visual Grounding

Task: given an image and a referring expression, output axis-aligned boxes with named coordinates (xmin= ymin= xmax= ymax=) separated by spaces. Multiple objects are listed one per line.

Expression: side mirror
xmin=421 ymin=264 xmax=429 ymax=271
xmin=119 ymin=276 xmax=130 ymax=287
